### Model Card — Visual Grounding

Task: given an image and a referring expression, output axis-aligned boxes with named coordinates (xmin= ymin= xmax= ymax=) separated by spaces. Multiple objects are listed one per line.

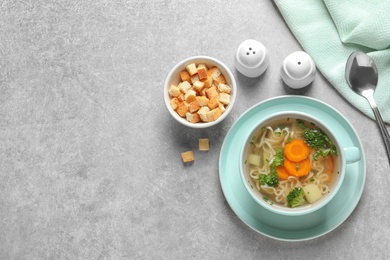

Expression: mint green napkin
xmin=274 ymin=0 xmax=390 ymax=123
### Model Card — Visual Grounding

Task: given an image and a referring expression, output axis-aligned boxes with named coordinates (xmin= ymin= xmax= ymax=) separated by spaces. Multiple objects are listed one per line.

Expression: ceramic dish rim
xmin=163 ymin=55 xmax=237 ymax=128
xmin=239 ymin=111 xmax=346 ymax=216
xmin=219 ymin=95 xmax=366 ymax=241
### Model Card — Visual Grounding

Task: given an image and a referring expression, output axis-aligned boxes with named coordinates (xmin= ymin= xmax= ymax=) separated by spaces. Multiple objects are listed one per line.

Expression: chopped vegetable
xmin=287 ymin=187 xmax=306 ymax=208
xmin=302 ymin=184 xmax=322 ymax=203
xmin=272 ymin=148 xmax=284 ymax=167
xmin=248 ymin=154 xmax=261 ymax=166
xmin=295 ymin=119 xmax=306 ymax=130
xmin=258 ymin=148 xmax=284 ymax=187
xmin=284 ymin=139 xmax=310 ymax=162
xmin=276 ymin=166 xmax=289 ymax=180
xmin=296 ymin=119 xmax=338 ymax=160
xmin=312 ymin=148 xmax=333 ymax=161
xmin=325 ymin=154 xmax=334 ymax=182
xmin=258 ymin=172 xmax=279 ymax=187
xmin=325 ymin=154 xmax=334 ymax=173
xmin=284 ymin=157 xmax=311 ymax=177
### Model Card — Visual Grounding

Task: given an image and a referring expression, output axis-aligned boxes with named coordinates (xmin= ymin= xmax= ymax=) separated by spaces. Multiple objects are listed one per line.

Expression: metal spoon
xmin=345 ymin=51 xmax=390 ymax=164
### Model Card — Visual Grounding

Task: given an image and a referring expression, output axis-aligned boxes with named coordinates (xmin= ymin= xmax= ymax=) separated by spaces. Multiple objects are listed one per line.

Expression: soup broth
xmin=244 ymin=117 xmax=338 ymax=208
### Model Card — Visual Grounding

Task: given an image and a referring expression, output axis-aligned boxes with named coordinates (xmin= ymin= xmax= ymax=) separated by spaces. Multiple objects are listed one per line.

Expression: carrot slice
xmin=325 ymin=154 xmax=334 ymax=182
xmin=284 ymin=139 xmax=310 ymax=162
xmin=276 ymin=166 xmax=289 ymax=180
xmin=326 ymin=154 xmax=334 ymax=172
xmin=284 ymin=157 xmax=311 ymax=177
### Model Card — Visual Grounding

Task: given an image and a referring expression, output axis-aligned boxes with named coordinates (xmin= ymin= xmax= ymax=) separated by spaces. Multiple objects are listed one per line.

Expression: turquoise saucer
xmin=219 ymin=96 xmax=366 ymax=241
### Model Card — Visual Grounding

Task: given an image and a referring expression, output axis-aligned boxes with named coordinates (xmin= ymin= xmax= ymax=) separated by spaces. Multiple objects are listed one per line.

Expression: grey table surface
xmin=1 ymin=0 xmax=389 ymax=259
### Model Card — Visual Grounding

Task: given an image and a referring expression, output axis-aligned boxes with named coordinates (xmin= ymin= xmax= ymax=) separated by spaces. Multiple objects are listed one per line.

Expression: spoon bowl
xmin=346 ymin=52 xmax=378 ymax=92
xmin=345 ymin=51 xmax=390 ymax=164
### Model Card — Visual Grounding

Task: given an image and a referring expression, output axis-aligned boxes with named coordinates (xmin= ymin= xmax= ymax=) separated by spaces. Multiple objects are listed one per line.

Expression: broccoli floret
xmin=287 ymin=187 xmax=306 ymax=208
xmin=258 ymin=148 xmax=284 ymax=187
xmin=296 ymin=119 xmax=338 ymax=160
xmin=258 ymin=172 xmax=279 ymax=187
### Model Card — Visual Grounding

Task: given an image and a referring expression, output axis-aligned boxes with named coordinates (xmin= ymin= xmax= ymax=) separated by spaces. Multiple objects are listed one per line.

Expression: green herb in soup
xmin=296 ymin=119 xmax=338 ymax=160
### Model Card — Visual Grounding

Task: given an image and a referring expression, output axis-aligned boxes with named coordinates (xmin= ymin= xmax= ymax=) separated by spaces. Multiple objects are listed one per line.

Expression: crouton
xmin=180 ymin=71 xmax=191 ymax=82
xmin=192 ymin=81 xmax=205 ymax=92
xmin=177 ymin=92 xmax=184 ymax=102
xmin=206 ymin=108 xmax=222 ymax=122
xmin=184 ymin=89 xmax=197 ymax=103
xmin=198 ymin=106 xmax=210 ymax=122
xmin=186 ymin=112 xmax=200 ymax=123
xmin=169 ymin=97 xmax=180 ymax=111
xmin=181 ymin=151 xmax=195 ymax=163
xmin=207 ymin=66 xmax=221 ymax=79
xmin=189 ymin=100 xmax=201 ymax=113
xmin=177 ymin=102 xmax=189 ymax=117
xmin=207 ymin=96 xmax=219 ymax=109
xmin=206 ymin=86 xmax=218 ymax=99
xmin=201 ymin=75 xmax=213 ymax=88
xmin=197 ymin=67 xmax=208 ymax=80
xmin=179 ymin=81 xmax=192 ymax=94
xmin=195 ymin=96 xmax=209 ymax=106
xmin=168 ymin=84 xmax=181 ymax=97
xmin=218 ymin=102 xmax=226 ymax=113
xmin=199 ymin=138 xmax=209 ymax=151
xmin=200 ymin=88 xmax=207 ymax=97
xmin=190 ymin=74 xmax=199 ymax=84
xmin=186 ymin=63 xmax=197 ymax=76
xmin=197 ymin=63 xmax=207 ymax=70
xmin=217 ymin=93 xmax=230 ymax=105
xmin=217 ymin=83 xmax=231 ymax=94
xmin=214 ymin=74 xmax=227 ymax=85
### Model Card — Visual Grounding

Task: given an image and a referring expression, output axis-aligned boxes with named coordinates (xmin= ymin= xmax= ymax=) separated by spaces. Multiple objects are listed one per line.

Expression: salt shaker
xmin=280 ymin=51 xmax=316 ymax=89
xmin=234 ymin=39 xmax=269 ymax=78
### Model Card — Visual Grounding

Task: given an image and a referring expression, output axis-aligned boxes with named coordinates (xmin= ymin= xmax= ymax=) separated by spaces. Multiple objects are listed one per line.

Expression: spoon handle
xmin=366 ymin=94 xmax=390 ymax=164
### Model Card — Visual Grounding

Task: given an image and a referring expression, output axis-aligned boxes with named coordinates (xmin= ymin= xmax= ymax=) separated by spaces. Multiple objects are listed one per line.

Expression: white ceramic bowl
xmin=164 ymin=56 xmax=237 ymax=128
xmin=240 ymin=111 xmax=361 ymax=216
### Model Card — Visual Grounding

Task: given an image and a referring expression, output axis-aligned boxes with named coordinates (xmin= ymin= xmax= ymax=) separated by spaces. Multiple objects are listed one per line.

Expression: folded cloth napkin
xmin=274 ymin=0 xmax=390 ymax=123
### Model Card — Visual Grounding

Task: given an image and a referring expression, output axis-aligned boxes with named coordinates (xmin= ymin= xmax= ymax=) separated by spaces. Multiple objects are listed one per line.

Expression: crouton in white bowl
xmin=164 ymin=56 xmax=237 ymax=128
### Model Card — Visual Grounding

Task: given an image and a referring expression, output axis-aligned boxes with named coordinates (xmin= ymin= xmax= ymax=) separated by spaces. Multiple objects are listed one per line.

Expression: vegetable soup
xmin=244 ymin=118 xmax=338 ymax=208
